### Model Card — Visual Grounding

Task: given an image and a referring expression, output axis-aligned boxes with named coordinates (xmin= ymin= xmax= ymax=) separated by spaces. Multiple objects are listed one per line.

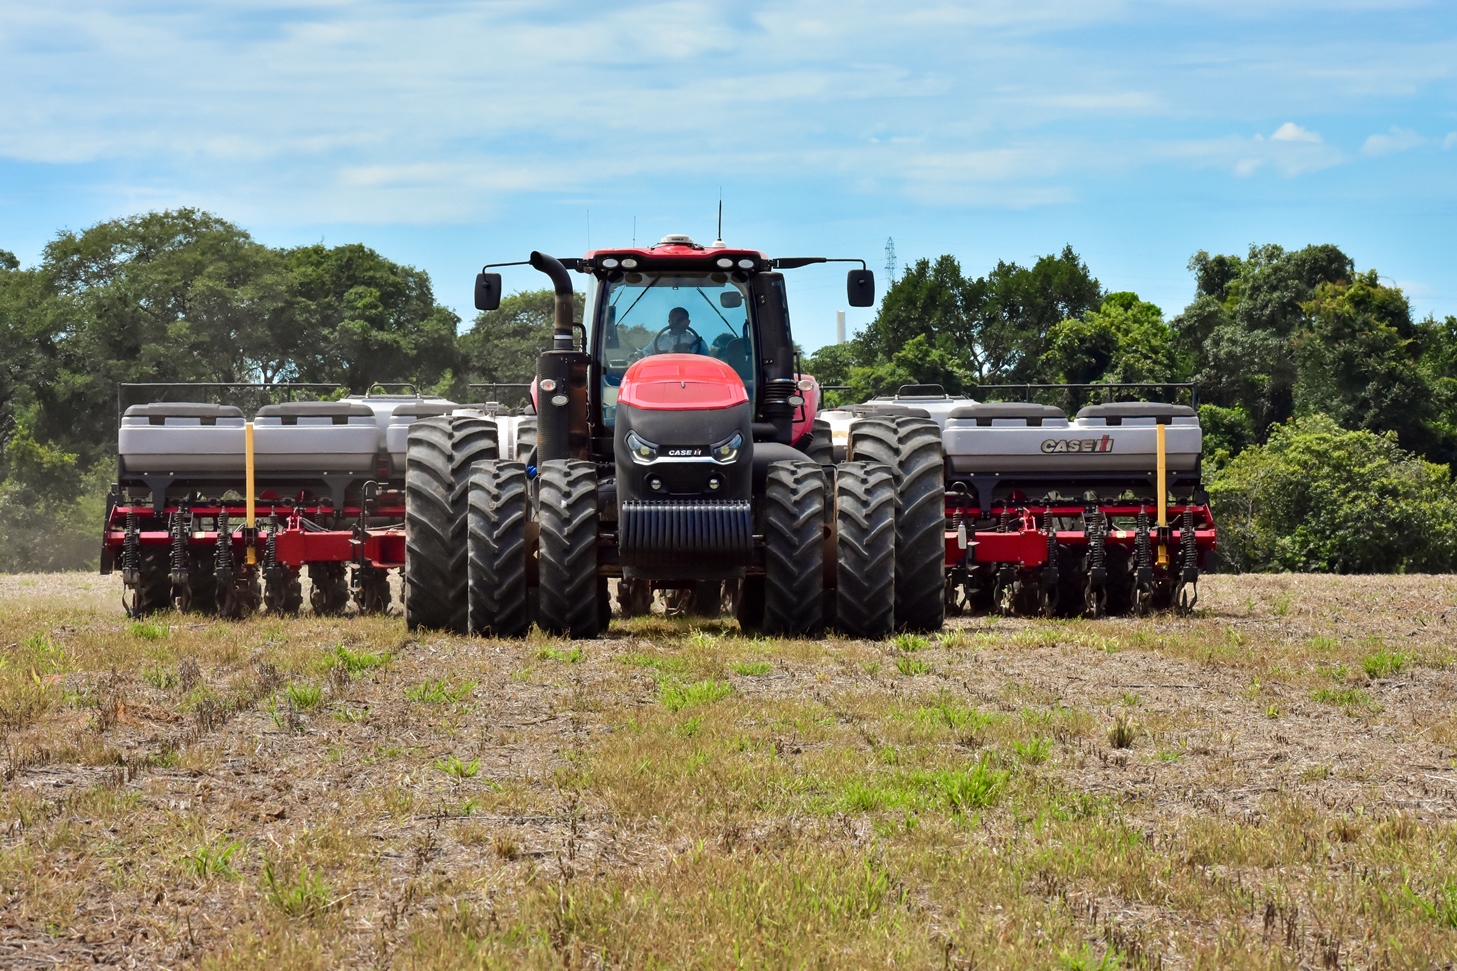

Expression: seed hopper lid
xmin=1076 ymin=402 xmax=1196 ymax=425
xmin=256 ymin=401 xmax=375 ymax=424
xmin=947 ymin=402 xmax=1066 ymax=426
xmin=123 ymin=402 xmax=246 ymax=424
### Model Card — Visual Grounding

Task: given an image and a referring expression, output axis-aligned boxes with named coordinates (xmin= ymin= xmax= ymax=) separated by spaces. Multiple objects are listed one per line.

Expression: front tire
xmin=467 ymin=461 xmax=530 ymax=637
xmin=403 ymin=417 xmax=460 ymax=630
xmin=536 ymin=460 xmax=600 ymax=638
xmin=760 ymin=460 xmax=825 ymax=636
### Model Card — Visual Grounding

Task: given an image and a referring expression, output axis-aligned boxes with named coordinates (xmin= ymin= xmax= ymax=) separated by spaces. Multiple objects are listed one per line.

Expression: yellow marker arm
xmin=1156 ymin=421 xmax=1168 ymax=567
xmin=245 ymin=421 xmax=257 ymax=565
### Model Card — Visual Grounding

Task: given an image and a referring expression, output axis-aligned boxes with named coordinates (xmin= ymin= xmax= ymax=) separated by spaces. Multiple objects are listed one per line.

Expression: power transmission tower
xmin=884 ymin=237 xmax=897 ymax=285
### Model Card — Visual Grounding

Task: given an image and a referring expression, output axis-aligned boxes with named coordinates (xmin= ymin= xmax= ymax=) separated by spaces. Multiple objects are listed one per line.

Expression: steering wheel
xmin=651 ymin=324 xmax=706 ymax=354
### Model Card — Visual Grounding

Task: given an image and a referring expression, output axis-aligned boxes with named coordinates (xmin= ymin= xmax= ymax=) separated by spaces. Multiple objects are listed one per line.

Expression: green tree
xmin=1207 ymin=415 xmax=1457 ymax=573
xmin=1174 ymin=243 xmax=1354 ymax=436
xmin=848 ymin=245 xmax=1104 ymax=394
xmin=982 ymin=246 xmax=1104 ymax=381
xmin=459 ymin=288 xmax=584 ymax=389
xmin=31 ymin=209 xmax=283 ymax=461
xmin=1293 ymin=271 xmax=1447 ymax=459
xmin=281 ymin=243 xmax=460 ymax=394
xmin=1039 ymin=292 xmax=1190 ymax=386
xmin=0 ymin=422 xmax=110 ymax=572
xmin=801 ymin=341 xmax=864 ymax=406
xmin=859 ymin=255 xmax=978 ymax=371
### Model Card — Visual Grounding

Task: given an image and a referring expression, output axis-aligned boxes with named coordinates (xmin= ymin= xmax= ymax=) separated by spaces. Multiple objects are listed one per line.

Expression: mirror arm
xmin=772 ymin=257 xmax=867 ymax=271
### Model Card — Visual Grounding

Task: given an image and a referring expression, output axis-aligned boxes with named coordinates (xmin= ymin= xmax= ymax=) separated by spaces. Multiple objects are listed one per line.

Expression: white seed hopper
xmin=118 ymin=403 xmax=248 ymax=474
xmin=942 ymin=402 xmax=1202 ymax=474
xmin=251 ymin=402 xmax=380 ymax=473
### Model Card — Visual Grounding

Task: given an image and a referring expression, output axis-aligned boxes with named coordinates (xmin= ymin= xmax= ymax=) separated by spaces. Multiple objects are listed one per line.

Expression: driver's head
xmin=668 ymin=307 xmax=690 ymax=331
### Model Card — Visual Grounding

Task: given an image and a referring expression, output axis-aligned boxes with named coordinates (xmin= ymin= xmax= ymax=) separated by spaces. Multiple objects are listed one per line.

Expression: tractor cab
xmin=575 ymin=235 xmax=854 ymax=452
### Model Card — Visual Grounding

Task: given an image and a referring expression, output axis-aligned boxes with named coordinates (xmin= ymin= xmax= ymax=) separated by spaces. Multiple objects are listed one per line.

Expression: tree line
xmin=3 ymin=207 xmax=1456 ymax=572
xmin=0 ymin=209 xmax=547 ymax=570
xmin=804 ymin=244 xmax=1457 ymax=572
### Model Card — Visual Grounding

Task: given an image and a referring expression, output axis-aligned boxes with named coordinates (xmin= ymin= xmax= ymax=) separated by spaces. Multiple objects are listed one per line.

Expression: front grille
xmin=618 ymin=499 xmax=753 ymax=564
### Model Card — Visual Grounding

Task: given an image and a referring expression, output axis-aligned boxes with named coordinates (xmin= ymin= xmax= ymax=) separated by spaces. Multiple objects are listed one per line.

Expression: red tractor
xmin=401 ymin=235 xmax=948 ymax=638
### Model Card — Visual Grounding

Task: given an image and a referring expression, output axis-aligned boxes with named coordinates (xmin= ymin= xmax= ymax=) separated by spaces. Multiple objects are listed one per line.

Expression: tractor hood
xmin=618 ymin=355 xmax=749 ymax=412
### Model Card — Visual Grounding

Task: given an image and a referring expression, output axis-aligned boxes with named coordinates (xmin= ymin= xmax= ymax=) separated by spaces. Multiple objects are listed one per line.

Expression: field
xmin=0 ymin=573 xmax=1454 ymax=969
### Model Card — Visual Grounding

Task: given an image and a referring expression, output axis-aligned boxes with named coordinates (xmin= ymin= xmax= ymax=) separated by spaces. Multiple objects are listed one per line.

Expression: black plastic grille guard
xmin=618 ymin=499 xmax=754 ymax=564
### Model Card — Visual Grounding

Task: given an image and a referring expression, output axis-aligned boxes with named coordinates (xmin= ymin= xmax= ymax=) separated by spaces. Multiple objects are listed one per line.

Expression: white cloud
xmin=1444 ymin=132 xmax=1457 ymax=150
xmin=1270 ymin=122 xmax=1321 ymax=143
xmin=1159 ymin=128 xmax=1342 ymax=178
xmin=1362 ymin=126 xmax=1423 ymax=156
xmin=0 ymin=0 xmax=1446 ymax=223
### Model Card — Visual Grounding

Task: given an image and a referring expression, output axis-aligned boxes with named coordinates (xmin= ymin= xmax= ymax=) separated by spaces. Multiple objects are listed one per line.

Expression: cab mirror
xmin=847 ymin=268 xmax=875 ymax=308
xmin=474 ymin=272 xmax=503 ymax=311
xmin=720 ymin=291 xmax=743 ymax=309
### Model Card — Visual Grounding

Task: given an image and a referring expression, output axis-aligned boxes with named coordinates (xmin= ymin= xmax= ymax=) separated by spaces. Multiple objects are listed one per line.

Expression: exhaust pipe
xmin=530 ymin=251 xmax=576 ymax=349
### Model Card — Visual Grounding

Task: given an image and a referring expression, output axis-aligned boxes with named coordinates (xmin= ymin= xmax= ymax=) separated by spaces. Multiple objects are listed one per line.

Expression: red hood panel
xmin=618 ymin=355 xmax=750 ymax=411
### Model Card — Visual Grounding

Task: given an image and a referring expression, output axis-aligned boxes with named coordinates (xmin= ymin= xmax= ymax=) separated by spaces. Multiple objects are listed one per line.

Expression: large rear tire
xmin=805 ymin=418 xmax=834 ymax=466
xmin=833 ymin=462 xmax=896 ymax=638
xmin=536 ymin=459 xmax=600 ymax=638
xmin=514 ymin=417 xmax=538 ymax=463
xmin=404 ymin=416 xmax=459 ymax=631
xmin=467 ymin=461 xmax=530 ymax=637
xmin=760 ymin=460 xmax=825 ymax=636
xmin=850 ymin=416 xmax=946 ymax=632
xmin=403 ymin=415 xmax=498 ymax=632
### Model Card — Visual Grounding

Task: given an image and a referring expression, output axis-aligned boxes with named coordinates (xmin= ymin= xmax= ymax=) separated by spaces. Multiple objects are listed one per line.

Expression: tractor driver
xmin=646 ymin=306 xmax=709 ymax=356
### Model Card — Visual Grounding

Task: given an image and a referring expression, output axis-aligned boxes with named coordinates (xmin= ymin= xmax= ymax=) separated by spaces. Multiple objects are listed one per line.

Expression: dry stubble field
xmin=0 ymin=572 xmax=1454 ymax=970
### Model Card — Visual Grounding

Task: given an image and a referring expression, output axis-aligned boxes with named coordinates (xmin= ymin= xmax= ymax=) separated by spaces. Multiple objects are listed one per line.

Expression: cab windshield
xmin=598 ymin=272 xmax=754 ymax=425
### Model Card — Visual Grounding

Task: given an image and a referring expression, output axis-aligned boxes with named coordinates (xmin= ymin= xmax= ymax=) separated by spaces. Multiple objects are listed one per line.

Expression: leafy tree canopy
xmin=2 ymin=209 xmax=461 ymax=465
xmin=459 ymin=288 xmax=585 ymax=389
xmin=1207 ymin=414 xmax=1457 ymax=573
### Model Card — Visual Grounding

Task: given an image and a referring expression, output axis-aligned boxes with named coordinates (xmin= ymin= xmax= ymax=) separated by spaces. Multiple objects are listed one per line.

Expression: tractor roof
xmin=581 ymin=234 xmax=768 ymax=274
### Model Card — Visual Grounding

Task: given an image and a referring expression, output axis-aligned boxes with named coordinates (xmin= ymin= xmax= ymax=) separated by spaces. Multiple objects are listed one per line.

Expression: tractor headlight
xmin=711 ymin=431 xmax=743 ymax=464
xmin=625 ymin=430 xmax=659 ymax=465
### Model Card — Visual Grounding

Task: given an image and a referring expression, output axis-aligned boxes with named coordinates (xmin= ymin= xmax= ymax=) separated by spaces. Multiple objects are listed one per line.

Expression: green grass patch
xmin=285 ymin=682 xmax=323 ymax=710
xmin=659 ymin=680 xmax=733 ymax=712
xmin=1011 ymin=736 xmax=1051 ymax=765
xmin=622 ymin=652 xmax=689 ymax=676
xmin=834 ymin=755 xmax=1007 ymax=815
xmin=894 ymin=656 xmax=931 ymax=676
xmin=143 ymin=666 xmax=178 ymax=690
xmin=1310 ymin=686 xmax=1376 ymax=711
xmin=333 ymin=644 xmax=390 ymax=674
xmin=536 ymin=644 xmax=583 ymax=663
xmin=262 ymin=860 xmax=334 ymax=920
xmin=435 ymin=755 xmax=482 ymax=781
xmin=182 ymin=837 xmax=244 ymax=881
xmin=893 ymin=633 xmax=930 ymax=653
xmin=1362 ymin=648 xmax=1410 ymax=679
xmin=915 ymin=698 xmax=1000 ymax=735
xmin=730 ymin=660 xmax=771 ymax=676
xmin=1406 ymin=875 xmax=1457 ymax=929
xmin=130 ymin=620 xmax=168 ymax=640
xmin=406 ymin=679 xmax=477 ymax=704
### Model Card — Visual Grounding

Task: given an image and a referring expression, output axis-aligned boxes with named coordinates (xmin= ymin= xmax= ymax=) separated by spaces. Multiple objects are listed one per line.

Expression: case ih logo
xmin=1041 ymin=436 xmax=1114 ymax=454
xmin=665 ymin=447 xmax=704 ymax=457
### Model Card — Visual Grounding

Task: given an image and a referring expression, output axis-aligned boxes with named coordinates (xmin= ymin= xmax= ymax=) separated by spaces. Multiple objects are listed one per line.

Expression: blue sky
xmin=2 ymin=0 xmax=1454 ymax=350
